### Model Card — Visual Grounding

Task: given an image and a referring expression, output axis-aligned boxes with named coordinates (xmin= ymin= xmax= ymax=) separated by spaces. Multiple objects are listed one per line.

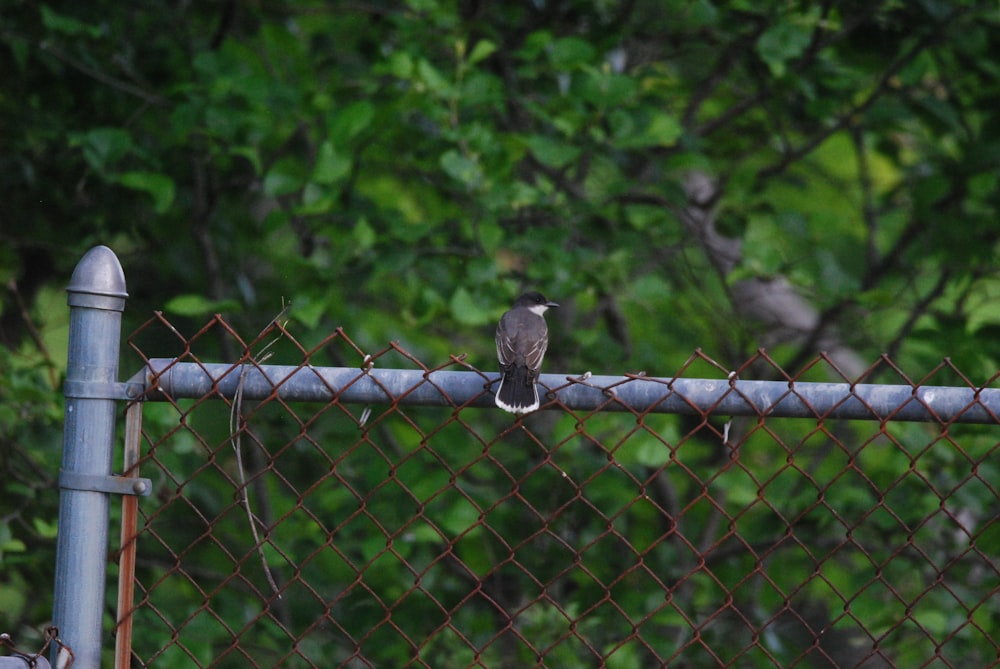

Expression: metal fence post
xmin=52 ymin=246 xmax=128 ymax=668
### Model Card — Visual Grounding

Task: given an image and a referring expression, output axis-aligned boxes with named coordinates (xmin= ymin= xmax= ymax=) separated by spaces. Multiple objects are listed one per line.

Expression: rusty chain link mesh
xmin=116 ymin=314 xmax=1000 ymax=668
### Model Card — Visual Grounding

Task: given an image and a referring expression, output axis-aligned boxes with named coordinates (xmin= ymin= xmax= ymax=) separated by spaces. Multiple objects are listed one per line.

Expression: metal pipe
xmin=136 ymin=359 xmax=1000 ymax=424
xmin=53 ymin=246 xmax=128 ymax=668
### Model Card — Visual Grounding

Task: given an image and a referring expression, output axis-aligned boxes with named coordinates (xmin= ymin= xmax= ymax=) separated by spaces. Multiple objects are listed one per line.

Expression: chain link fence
xmin=103 ymin=311 xmax=1000 ymax=668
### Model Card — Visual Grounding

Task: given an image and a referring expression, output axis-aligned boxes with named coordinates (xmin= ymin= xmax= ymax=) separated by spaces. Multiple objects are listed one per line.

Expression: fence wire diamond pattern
xmin=116 ymin=314 xmax=1000 ymax=668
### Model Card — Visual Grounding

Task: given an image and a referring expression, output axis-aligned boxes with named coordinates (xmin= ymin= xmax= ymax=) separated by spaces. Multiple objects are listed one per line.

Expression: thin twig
xmin=5 ymin=279 xmax=59 ymax=389
xmin=229 ymin=307 xmax=292 ymax=599
xmin=230 ymin=364 xmax=282 ymax=599
xmin=38 ymin=40 xmax=169 ymax=107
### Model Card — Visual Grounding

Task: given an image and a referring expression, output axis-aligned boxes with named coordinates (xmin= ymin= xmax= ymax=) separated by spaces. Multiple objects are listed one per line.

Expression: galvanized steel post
xmin=52 ymin=246 xmax=128 ymax=668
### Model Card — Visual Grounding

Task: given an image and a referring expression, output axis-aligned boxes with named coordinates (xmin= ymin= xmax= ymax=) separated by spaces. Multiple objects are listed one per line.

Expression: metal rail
xmin=133 ymin=359 xmax=1000 ymax=424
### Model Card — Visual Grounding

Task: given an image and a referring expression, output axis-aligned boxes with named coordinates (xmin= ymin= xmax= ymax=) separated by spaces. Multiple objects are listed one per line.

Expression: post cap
xmin=66 ymin=245 xmax=128 ymax=310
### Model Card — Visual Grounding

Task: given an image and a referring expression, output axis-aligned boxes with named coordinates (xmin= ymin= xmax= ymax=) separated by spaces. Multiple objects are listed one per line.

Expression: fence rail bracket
xmin=58 ymin=470 xmax=152 ymax=497
xmin=62 ymin=379 xmax=145 ymax=401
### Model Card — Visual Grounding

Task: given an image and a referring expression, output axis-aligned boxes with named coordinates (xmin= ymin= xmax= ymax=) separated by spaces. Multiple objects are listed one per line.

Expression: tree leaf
xmin=548 ymin=36 xmax=596 ymax=68
xmin=449 ymin=287 xmax=492 ymax=325
xmin=263 ymin=156 xmax=308 ymax=196
xmin=328 ymin=101 xmax=375 ymax=145
xmin=40 ymin=5 xmax=104 ymax=38
xmin=313 ymin=141 xmax=352 ymax=185
xmin=164 ymin=294 xmax=242 ymax=316
xmin=440 ymin=150 xmax=482 ymax=187
xmin=757 ymin=16 xmax=814 ymax=77
xmin=69 ymin=127 xmax=133 ymax=172
xmin=117 ymin=171 xmax=176 ymax=214
xmin=468 ymin=39 xmax=498 ymax=65
xmin=524 ymin=135 xmax=581 ymax=168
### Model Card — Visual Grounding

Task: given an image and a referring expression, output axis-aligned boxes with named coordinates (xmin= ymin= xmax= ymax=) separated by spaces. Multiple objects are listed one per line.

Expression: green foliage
xmin=0 ymin=346 xmax=62 ymax=643
xmin=3 ymin=0 xmax=1000 ymax=664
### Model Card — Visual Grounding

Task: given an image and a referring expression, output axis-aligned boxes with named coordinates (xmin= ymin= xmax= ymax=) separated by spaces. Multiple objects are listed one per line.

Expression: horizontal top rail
xmin=130 ymin=359 xmax=1000 ymax=424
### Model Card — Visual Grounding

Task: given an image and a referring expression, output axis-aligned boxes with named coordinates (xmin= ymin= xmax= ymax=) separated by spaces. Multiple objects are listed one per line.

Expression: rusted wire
xmin=114 ymin=316 xmax=1000 ymax=668
xmin=0 ymin=627 xmax=72 ymax=668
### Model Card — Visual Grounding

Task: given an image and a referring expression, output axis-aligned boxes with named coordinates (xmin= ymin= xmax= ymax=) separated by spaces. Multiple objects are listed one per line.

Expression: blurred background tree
xmin=2 ymin=0 xmax=999 ymax=664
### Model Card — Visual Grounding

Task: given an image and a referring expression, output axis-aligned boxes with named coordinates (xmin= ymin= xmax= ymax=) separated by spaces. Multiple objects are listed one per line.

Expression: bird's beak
xmin=546 ymin=301 xmax=560 ymax=308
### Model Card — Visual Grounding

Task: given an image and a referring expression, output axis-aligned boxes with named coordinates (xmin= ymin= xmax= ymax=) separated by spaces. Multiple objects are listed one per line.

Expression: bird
xmin=495 ymin=291 xmax=559 ymax=414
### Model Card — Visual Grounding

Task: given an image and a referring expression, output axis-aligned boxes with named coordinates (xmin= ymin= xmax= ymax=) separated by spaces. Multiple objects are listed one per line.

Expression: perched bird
xmin=495 ymin=291 xmax=559 ymax=414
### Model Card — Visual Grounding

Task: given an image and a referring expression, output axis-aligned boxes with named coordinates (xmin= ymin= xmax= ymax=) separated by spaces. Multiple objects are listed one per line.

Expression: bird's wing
xmin=496 ymin=319 xmax=516 ymax=369
xmin=496 ymin=310 xmax=549 ymax=373
xmin=522 ymin=328 xmax=549 ymax=373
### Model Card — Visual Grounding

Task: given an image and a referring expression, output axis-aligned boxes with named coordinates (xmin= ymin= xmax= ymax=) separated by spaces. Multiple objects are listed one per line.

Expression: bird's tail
xmin=495 ymin=366 xmax=540 ymax=414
